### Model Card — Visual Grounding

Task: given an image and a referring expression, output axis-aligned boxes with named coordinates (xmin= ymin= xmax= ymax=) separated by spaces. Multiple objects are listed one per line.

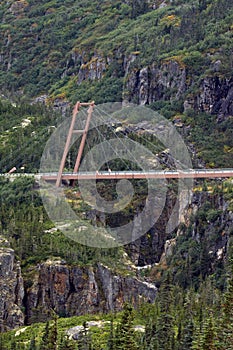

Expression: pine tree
xmin=154 ymin=275 xmax=175 ymax=350
xmin=129 ymin=0 xmax=148 ymax=19
xmin=191 ymin=298 xmax=205 ymax=350
xmin=58 ymin=334 xmax=75 ymax=350
xmin=29 ymin=335 xmax=36 ymax=350
xmin=155 ymin=311 xmax=175 ymax=350
xmin=201 ymin=315 xmax=219 ymax=350
xmin=178 ymin=288 xmax=197 ymax=350
xmin=77 ymin=321 xmax=92 ymax=350
xmin=39 ymin=313 xmax=58 ymax=350
xmin=107 ymin=317 xmax=115 ymax=350
xmin=10 ymin=336 xmax=17 ymax=350
xmin=199 ymin=0 xmax=207 ymax=11
xmin=0 ymin=333 xmax=8 ymax=350
xmin=40 ymin=321 xmax=50 ymax=350
xmin=143 ymin=316 xmax=158 ymax=350
xmin=218 ymin=258 xmax=233 ymax=349
xmin=180 ymin=317 xmax=194 ymax=350
xmin=115 ymin=303 xmax=139 ymax=350
xmin=47 ymin=313 xmax=58 ymax=350
xmin=191 ymin=325 xmax=203 ymax=350
xmin=175 ymin=320 xmax=182 ymax=350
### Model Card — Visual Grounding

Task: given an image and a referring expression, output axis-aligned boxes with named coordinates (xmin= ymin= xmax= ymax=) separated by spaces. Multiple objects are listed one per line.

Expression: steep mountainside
xmin=0 ymin=0 xmax=233 ymax=348
xmin=0 ymin=0 xmax=232 ymax=171
xmin=0 ymin=0 xmax=232 ymax=113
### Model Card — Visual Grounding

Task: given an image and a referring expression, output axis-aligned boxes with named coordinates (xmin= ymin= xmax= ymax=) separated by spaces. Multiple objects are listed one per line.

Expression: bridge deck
xmin=39 ymin=169 xmax=233 ymax=180
xmin=2 ymin=169 xmax=233 ymax=181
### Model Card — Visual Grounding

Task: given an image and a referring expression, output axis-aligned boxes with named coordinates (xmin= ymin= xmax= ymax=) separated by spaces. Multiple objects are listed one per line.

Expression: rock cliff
xmin=160 ymin=187 xmax=233 ymax=275
xmin=124 ymin=59 xmax=233 ymax=120
xmin=0 ymin=237 xmax=24 ymax=331
xmin=0 ymin=182 xmax=232 ymax=329
xmin=24 ymin=260 xmax=157 ymax=324
xmin=68 ymin=50 xmax=233 ymax=120
xmin=0 ymin=234 xmax=157 ymax=329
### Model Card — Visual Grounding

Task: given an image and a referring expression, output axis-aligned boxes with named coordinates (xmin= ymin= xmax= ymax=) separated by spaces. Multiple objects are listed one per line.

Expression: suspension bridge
xmin=4 ymin=101 xmax=233 ymax=185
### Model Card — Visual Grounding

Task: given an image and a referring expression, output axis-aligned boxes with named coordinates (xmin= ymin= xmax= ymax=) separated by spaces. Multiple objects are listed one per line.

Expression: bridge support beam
xmin=56 ymin=101 xmax=94 ymax=187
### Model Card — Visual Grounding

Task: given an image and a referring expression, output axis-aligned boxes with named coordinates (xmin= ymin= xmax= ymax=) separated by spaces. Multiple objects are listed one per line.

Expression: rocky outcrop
xmin=24 ymin=260 xmax=157 ymax=324
xmin=124 ymin=59 xmax=187 ymax=105
xmin=96 ymin=264 xmax=156 ymax=310
xmin=77 ymin=55 xmax=108 ymax=84
xmin=0 ymin=237 xmax=24 ymax=331
xmin=162 ymin=189 xmax=233 ymax=266
xmin=0 ymin=234 xmax=157 ymax=328
xmin=123 ymin=58 xmax=233 ymax=119
xmin=0 ymin=189 xmax=231 ymax=330
xmin=68 ymin=49 xmax=232 ymax=120
xmin=8 ymin=0 xmax=28 ymax=17
xmin=197 ymin=76 xmax=233 ymax=121
xmin=125 ymin=196 xmax=177 ymax=266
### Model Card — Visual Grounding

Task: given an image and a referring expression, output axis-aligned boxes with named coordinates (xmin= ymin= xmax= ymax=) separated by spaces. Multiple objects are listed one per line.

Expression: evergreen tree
xmin=218 ymin=258 xmax=233 ymax=349
xmin=115 ymin=303 xmax=139 ymax=350
xmin=0 ymin=333 xmax=9 ymax=350
xmin=10 ymin=335 xmax=17 ymax=350
xmin=29 ymin=335 xmax=36 ymax=350
xmin=47 ymin=313 xmax=58 ymax=350
xmin=143 ymin=316 xmax=158 ymax=350
xmin=155 ymin=275 xmax=175 ymax=350
xmin=201 ymin=315 xmax=219 ymax=350
xmin=107 ymin=317 xmax=115 ymax=350
xmin=39 ymin=313 xmax=58 ymax=350
xmin=180 ymin=317 xmax=194 ymax=350
xmin=191 ymin=325 xmax=203 ymax=350
xmin=199 ymin=0 xmax=207 ymax=11
xmin=155 ymin=311 xmax=175 ymax=350
xmin=178 ymin=287 xmax=199 ymax=350
xmin=175 ymin=320 xmax=182 ymax=350
xmin=40 ymin=321 xmax=50 ymax=350
xmin=129 ymin=0 xmax=148 ymax=19
xmin=58 ymin=334 xmax=75 ymax=350
xmin=76 ymin=321 xmax=92 ymax=350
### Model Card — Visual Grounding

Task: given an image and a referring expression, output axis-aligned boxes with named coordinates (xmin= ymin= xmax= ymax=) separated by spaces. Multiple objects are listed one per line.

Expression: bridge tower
xmin=56 ymin=101 xmax=95 ymax=187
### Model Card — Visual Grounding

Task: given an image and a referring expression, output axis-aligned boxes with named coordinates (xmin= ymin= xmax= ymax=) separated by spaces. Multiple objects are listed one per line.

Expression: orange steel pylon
xmin=56 ymin=101 xmax=95 ymax=187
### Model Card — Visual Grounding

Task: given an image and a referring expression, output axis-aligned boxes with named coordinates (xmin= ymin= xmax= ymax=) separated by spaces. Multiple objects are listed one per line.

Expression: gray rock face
xmin=65 ymin=50 xmax=232 ymax=120
xmin=123 ymin=60 xmax=187 ymax=105
xmin=0 ymin=239 xmax=24 ymax=331
xmin=124 ymin=59 xmax=232 ymax=119
xmin=78 ymin=55 xmax=107 ymax=83
xmin=172 ymin=191 xmax=233 ymax=266
xmin=197 ymin=77 xmax=233 ymax=120
xmin=24 ymin=260 xmax=157 ymax=324
xmin=96 ymin=264 xmax=156 ymax=310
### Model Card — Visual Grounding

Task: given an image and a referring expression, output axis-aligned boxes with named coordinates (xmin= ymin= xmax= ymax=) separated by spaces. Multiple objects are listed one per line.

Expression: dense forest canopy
xmin=0 ymin=0 xmax=232 ymax=101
